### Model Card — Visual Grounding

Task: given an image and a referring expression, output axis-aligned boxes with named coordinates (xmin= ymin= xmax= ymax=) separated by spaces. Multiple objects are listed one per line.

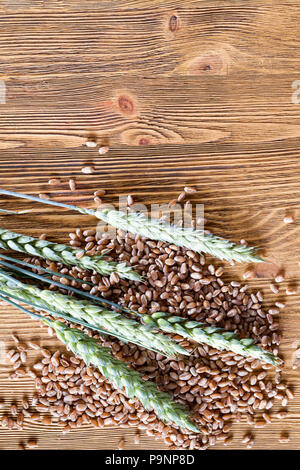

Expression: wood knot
xmin=118 ymin=95 xmax=135 ymax=116
xmin=169 ymin=15 xmax=179 ymax=32
xmin=138 ymin=137 xmax=150 ymax=146
xmin=188 ymin=54 xmax=224 ymax=75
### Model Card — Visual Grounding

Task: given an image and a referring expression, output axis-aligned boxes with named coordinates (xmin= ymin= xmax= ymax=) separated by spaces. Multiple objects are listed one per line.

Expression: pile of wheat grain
xmin=1 ymin=227 xmax=292 ymax=449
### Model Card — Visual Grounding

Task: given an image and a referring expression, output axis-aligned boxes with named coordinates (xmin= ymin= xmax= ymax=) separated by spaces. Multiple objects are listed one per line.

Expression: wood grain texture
xmin=0 ymin=0 xmax=300 ymax=450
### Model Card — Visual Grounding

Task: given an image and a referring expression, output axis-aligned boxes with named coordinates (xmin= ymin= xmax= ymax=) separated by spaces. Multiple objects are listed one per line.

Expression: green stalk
xmin=0 ymin=292 xmax=199 ymax=433
xmin=0 ymin=190 xmax=263 ymax=263
xmin=0 ymin=256 xmax=123 ymax=311
xmin=0 ymin=254 xmax=139 ymax=317
xmin=0 ymin=253 xmax=94 ymax=286
xmin=140 ymin=311 xmax=280 ymax=366
xmin=0 ymin=208 xmax=33 ymax=215
xmin=0 ymin=271 xmax=188 ymax=358
xmin=0 ymin=227 xmax=141 ymax=281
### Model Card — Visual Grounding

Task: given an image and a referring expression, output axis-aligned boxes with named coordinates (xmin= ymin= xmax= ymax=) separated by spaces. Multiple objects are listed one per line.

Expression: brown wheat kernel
xmin=85 ymin=140 xmax=97 ymax=148
xmin=20 ymin=351 xmax=27 ymax=363
xmin=94 ymin=190 xmax=106 ymax=197
xmin=28 ymin=341 xmax=40 ymax=350
xmin=1 ymin=416 xmax=8 ymax=427
xmin=286 ymin=288 xmax=296 ymax=295
xmin=81 ymin=166 xmax=95 ymax=174
xmin=42 ymin=416 xmax=52 ymax=425
xmin=94 ymin=196 xmax=102 ymax=207
xmin=279 ymin=433 xmax=290 ymax=443
xmin=263 ymin=413 xmax=271 ymax=423
xmin=11 ymin=334 xmax=19 ymax=344
xmin=243 ymin=270 xmax=253 ymax=279
xmin=168 ymin=199 xmax=177 ymax=208
xmin=27 ymin=439 xmax=38 ymax=448
xmin=276 ymin=411 xmax=288 ymax=419
xmin=22 ymin=399 xmax=29 ymax=410
xmin=127 ymin=195 xmax=134 ymax=206
xmin=254 ymin=420 xmax=266 ymax=428
xmin=242 ymin=434 xmax=252 ymax=444
xmin=286 ymin=388 xmax=294 ymax=399
xmin=223 ymin=435 xmax=233 ymax=446
xmin=98 ymin=146 xmax=109 ymax=155
xmin=270 ymin=284 xmax=279 ymax=294
xmin=177 ymin=192 xmax=186 ymax=202
xmin=68 ymin=179 xmax=76 ymax=191
xmin=41 ymin=349 xmax=51 ymax=358
xmin=118 ymin=438 xmax=125 ymax=450
xmin=10 ymin=404 xmax=18 ymax=416
xmin=62 ymin=424 xmax=71 ymax=434
xmin=48 ymin=179 xmax=61 ymax=185
xmin=283 ymin=216 xmax=294 ymax=224
xmin=7 ymin=419 xmax=15 ymax=431
xmin=17 ymin=220 xmax=288 ymax=451
xmin=13 ymin=360 xmax=22 ymax=369
xmin=184 ymin=186 xmax=196 ymax=194
xmin=74 ymin=250 xmax=85 ymax=260
xmin=10 ymin=352 xmax=20 ymax=363
xmin=31 ymin=413 xmax=40 ymax=421
xmin=247 ymin=438 xmax=255 ymax=449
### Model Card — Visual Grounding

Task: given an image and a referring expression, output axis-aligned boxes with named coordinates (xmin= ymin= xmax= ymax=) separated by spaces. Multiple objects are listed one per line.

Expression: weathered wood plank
xmin=0 ymin=3 xmax=300 ymax=77
xmin=0 ymin=74 xmax=300 ymax=150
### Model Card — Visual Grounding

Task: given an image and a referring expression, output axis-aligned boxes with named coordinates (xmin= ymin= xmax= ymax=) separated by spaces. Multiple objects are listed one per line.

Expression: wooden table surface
xmin=0 ymin=0 xmax=300 ymax=450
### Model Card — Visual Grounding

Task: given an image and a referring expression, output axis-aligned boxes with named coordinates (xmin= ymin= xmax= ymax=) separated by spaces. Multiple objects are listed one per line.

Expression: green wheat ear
xmin=50 ymin=319 xmax=200 ymax=433
xmin=141 ymin=312 xmax=281 ymax=367
xmin=0 ymin=227 xmax=141 ymax=281
xmin=0 ymin=190 xmax=264 ymax=264
xmin=96 ymin=208 xmax=264 ymax=263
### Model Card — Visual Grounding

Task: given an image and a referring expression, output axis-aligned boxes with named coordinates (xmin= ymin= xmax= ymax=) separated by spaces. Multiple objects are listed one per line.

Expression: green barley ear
xmin=0 ymin=227 xmax=141 ymax=281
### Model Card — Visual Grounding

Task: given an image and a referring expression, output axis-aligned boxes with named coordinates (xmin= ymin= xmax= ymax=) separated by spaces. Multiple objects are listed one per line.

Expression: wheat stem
xmin=0 ymin=253 xmax=93 ymax=286
xmin=0 ymin=208 xmax=33 ymax=215
xmin=0 ymin=271 xmax=188 ymax=357
xmin=0 ymin=254 xmax=137 ymax=316
xmin=0 ymin=256 xmax=135 ymax=314
xmin=0 ymin=189 xmax=95 ymax=215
